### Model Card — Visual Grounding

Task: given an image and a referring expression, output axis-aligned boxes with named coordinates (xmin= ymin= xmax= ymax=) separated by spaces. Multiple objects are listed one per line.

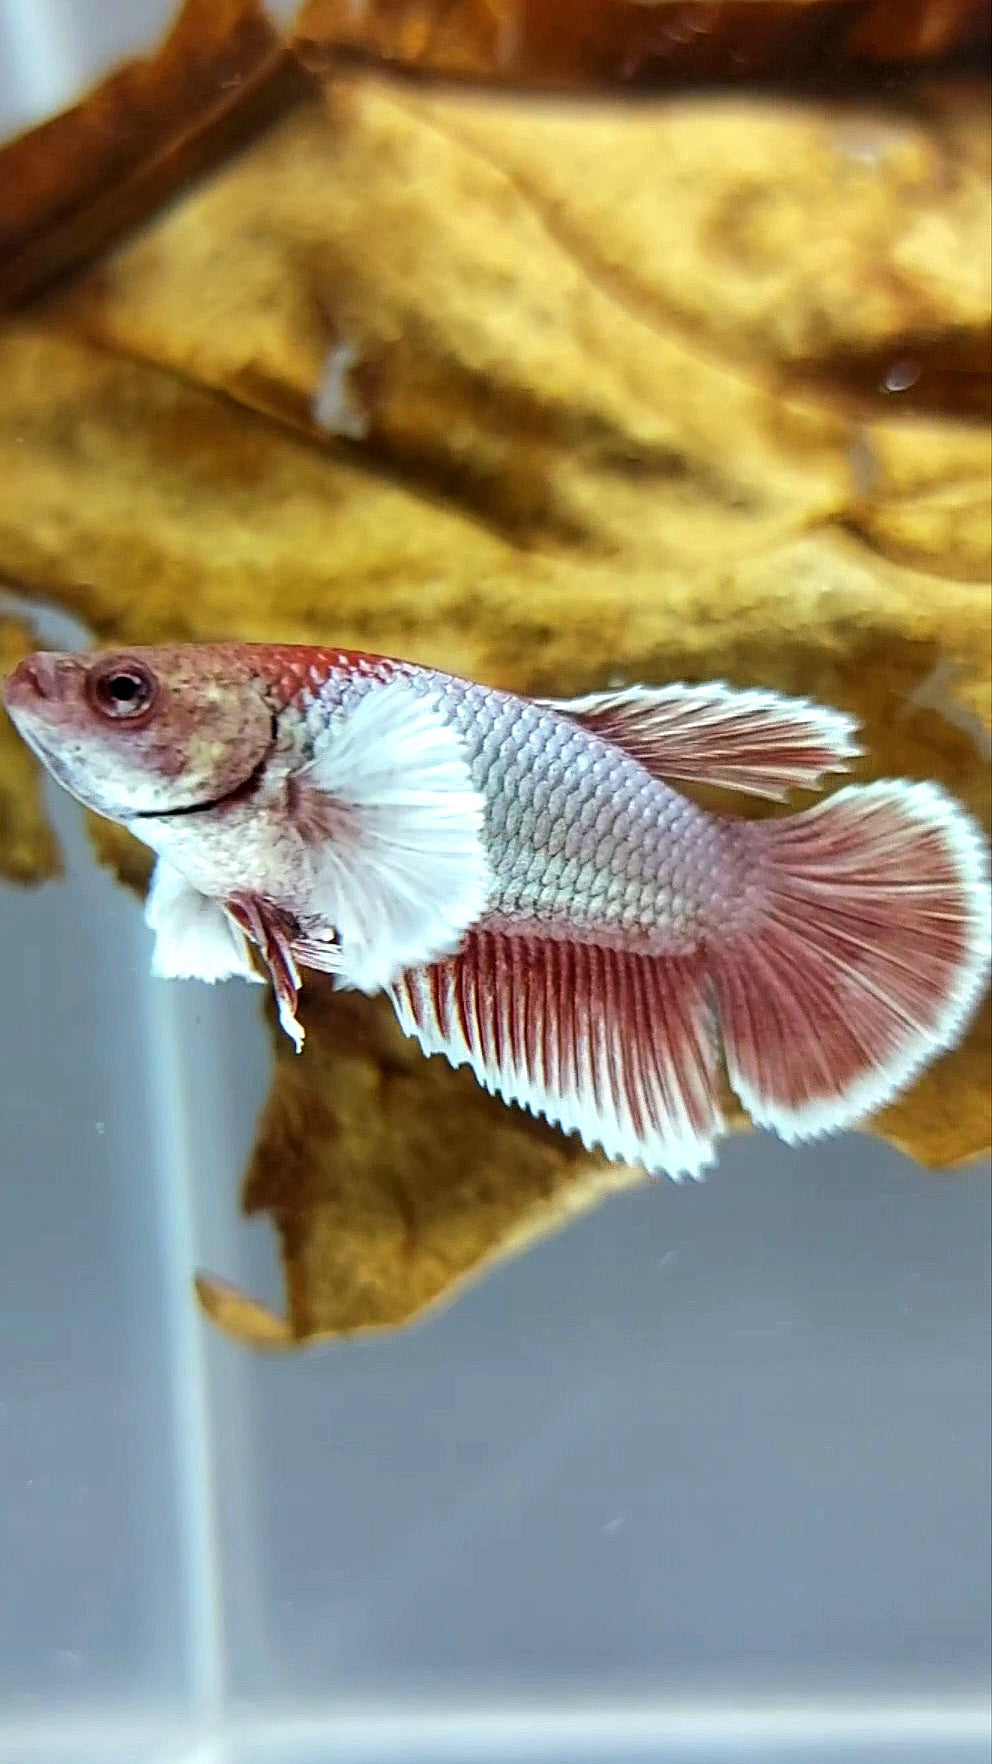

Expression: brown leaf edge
xmin=787 ymin=325 xmax=992 ymax=425
xmin=195 ymin=1273 xmax=296 ymax=1346
xmin=0 ymin=0 xmax=310 ymax=311
xmin=292 ymin=0 xmax=991 ymax=95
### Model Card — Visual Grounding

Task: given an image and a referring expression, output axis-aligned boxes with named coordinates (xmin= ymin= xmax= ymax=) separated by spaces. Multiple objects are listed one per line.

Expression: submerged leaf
xmin=57 ymin=83 xmax=991 ymax=537
xmin=0 ymin=6 xmax=987 ymax=1341
xmin=194 ymin=1274 xmax=296 ymax=1347
xmin=85 ymin=817 xmax=156 ymax=897
xmin=291 ymin=0 xmax=991 ymax=91
xmin=238 ymin=984 xmax=638 ymax=1340
xmin=0 ymin=0 xmax=305 ymax=310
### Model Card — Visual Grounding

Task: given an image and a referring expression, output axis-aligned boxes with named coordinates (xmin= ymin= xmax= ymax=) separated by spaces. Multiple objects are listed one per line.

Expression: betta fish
xmin=4 ymin=642 xmax=990 ymax=1179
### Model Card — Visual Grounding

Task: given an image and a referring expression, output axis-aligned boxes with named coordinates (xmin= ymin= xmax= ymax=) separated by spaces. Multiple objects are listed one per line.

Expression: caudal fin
xmin=712 ymin=780 xmax=991 ymax=1139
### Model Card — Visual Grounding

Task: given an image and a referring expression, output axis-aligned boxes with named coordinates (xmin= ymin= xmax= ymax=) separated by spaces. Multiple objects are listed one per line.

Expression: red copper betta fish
xmin=5 ymin=643 xmax=990 ymax=1178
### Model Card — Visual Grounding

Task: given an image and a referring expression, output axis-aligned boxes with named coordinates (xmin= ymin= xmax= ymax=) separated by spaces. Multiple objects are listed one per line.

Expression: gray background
xmin=0 ymin=5 xmax=990 ymax=1760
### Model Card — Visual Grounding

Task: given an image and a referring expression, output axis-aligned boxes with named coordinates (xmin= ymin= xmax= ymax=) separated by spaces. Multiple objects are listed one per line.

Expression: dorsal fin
xmin=545 ymin=681 xmax=861 ymax=801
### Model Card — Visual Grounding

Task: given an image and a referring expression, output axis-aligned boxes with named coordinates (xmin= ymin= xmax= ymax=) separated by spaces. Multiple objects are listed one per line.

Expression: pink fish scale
xmin=464 ymin=678 xmax=714 ymax=944
xmin=267 ymin=654 xmax=991 ymax=1173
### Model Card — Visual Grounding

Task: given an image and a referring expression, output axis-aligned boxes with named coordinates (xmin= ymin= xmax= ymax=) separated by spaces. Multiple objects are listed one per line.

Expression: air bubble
xmin=882 ymin=359 xmax=921 ymax=394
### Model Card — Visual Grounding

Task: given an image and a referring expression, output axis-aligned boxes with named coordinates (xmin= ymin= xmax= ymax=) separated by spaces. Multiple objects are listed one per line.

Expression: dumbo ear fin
xmin=289 ymin=679 xmax=491 ymax=992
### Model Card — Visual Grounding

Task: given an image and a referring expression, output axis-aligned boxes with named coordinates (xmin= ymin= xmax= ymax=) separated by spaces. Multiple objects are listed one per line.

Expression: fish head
xmin=3 ymin=644 xmax=276 ymax=824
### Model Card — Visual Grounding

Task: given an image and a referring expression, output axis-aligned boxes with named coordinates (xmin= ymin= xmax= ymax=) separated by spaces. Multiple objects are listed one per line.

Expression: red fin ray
xmin=388 ymin=781 xmax=988 ymax=1173
xmin=391 ymin=931 xmax=722 ymax=1180
xmin=714 ymin=780 xmax=991 ymax=1138
xmin=227 ymin=896 xmax=307 ymax=1052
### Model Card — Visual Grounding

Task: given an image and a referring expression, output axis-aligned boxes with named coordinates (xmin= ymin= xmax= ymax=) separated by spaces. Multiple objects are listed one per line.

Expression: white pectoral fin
xmin=289 ymin=679 xmax=491 ymax=992
xmin=145 ymin=858 xmax=263 ymax=984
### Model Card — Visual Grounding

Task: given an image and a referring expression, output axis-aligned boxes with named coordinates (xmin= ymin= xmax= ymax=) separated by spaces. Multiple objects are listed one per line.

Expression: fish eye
xmin=86 ymin=658 xmax=158 ymax=723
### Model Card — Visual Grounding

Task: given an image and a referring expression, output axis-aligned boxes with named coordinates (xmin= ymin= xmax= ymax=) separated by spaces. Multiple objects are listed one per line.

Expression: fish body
xmin=155 ymin=656 xmax=735 ymax=953
xmin=5 ymin=642 xmax=990 ymax=1177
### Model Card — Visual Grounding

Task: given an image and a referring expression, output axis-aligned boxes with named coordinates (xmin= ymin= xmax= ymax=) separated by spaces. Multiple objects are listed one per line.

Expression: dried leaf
xmin=0 ymin=321 xmax=985 ymax=1340
xmin=0 ymin=0 xmax=306 ymax=310
xmin=57 ymin=84 xmax=991 ymax=544
xmin=239 ymin=985 xmax=640 ymax=1340
xmin=0 ymin=14 xmax=987 ymax=1342
xmin=875 ymin=1005 xmax=991 ymax=1170
xmin=194 ymin=1274 xmax=295 ymax=1346
xmin=0 ymin=619 xmax=62 ymax=884
xmin=291 ymin=0 xmax=991 ymax=91
xmin=0 ymin=325 xmax=987 ymax=698
xmin=412 ymin=85 xmax=991 ymax=415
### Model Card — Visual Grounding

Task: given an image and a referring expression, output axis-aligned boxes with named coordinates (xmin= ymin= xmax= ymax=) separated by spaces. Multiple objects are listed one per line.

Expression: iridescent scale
xmin=289 ymin=657 xmax=733 ymax=954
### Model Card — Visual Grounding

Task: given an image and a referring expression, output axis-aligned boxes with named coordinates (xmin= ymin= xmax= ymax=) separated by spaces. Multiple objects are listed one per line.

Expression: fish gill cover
xmin=0 ymin=0 xmax=988 ymax=1345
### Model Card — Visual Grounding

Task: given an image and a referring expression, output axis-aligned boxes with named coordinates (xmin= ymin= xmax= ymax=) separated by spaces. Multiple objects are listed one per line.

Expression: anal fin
xmin=146 ymin=858 xmax=263 ymax=986
xmin=391 ymin=929 xmax=723 ymax=1180
xmin=548 ymin=680 xmax=861 ymax=801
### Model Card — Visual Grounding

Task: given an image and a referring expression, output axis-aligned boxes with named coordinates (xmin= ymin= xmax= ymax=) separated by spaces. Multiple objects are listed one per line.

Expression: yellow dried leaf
xmin=57 ymin=84 xmax=990 ymax=582
xmin=237 ymin=984 xmax=639 ymax=1340
xmin=0 ymin=0 xmax=303 ymax=311
xmin=291 ymin=0 xmax=991 ymax=90
xmin=57 ymin=93 xmax=848 ymax=558
xmin=422 ymin=87 xmax=991 ymax=370
xmin=194 ymin=1274 xmax=295 ymax=1347
xmin=85 ymin=816 xmax=156 ymax=896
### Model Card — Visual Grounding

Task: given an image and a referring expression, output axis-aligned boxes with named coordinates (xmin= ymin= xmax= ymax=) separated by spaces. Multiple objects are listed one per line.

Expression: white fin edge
xmin=545 ymin=680 xmax=862 ymax=800
xmin=723 ymin=780 xmax=992 ymax=1142
xmin=296 ymin=680 xmax=492 ymax=993
xmin=391 ymin=935 xmax=723 ymax=1181
xmin=145 ymin=857 xmax=263 ymax=985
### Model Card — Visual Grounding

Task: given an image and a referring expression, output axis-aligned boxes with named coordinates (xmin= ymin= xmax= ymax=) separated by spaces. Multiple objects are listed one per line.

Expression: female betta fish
xmin=5 ymin=643 xmax=990 ymax=1178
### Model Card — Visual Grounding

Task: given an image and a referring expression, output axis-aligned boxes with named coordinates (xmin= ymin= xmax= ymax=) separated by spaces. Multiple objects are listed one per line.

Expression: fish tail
xmin=711 ymin=780 xmax=991 ymax=1139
